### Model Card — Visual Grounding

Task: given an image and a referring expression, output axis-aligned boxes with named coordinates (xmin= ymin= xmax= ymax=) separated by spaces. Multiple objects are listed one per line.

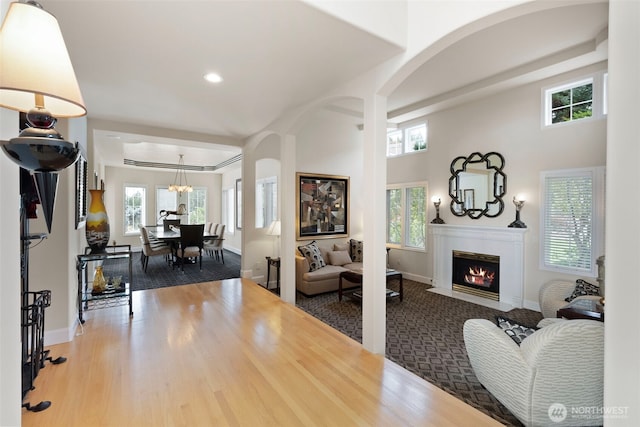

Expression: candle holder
xmin=431 ymin=197 xmax=445 ymax=224
xmin=508 ymin=196 xmax=527 ymax=228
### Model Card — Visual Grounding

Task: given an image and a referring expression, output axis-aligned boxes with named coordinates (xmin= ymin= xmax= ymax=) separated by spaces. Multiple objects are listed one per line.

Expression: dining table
xmin=148 ymin=226 xmax=217 ymax=243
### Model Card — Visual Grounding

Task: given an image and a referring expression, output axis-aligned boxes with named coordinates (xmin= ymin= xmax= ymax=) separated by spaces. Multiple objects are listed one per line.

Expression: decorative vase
xmin=86 ymin=189 xmax=110 ymax=254
xmin=92 ymin=265 xmax=107 ymax=294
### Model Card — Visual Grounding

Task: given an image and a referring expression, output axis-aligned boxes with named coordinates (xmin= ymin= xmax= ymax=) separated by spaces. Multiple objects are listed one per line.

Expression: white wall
xmin=387 ymin=62 xmax=607 ymax=308
xmin=0 ymin=103 xmax=21 ymax=427
xmin=295 ymin=108 xmax=365 ymax=254
xmin=104 ymin=166 xmax=222 ymax=248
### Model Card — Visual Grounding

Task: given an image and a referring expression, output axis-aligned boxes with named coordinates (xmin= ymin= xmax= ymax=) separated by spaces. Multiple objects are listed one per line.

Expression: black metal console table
xmin=76 ymin=245 xmax=134 ymax=323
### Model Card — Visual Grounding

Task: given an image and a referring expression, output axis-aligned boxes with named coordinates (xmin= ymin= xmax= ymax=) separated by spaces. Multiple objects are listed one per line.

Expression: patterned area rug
xmin=296 ymin=279 xmax=543 ymax=426
xmin=102 ymin=249 xmax=241 ymax=291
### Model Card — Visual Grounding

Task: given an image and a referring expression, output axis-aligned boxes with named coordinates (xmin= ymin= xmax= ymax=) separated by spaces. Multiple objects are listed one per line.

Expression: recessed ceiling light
xmin=204 ymin=72 xmax=223 ymax=83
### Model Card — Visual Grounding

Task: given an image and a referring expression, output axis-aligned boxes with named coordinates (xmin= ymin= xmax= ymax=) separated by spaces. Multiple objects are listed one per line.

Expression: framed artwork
xmin=75 ymin=153 xmax=88 ymax=229
xmin=235 ymin=178 xmax=242 ymax=230
xmin=296 ymin=172 xmax=349 ymax=240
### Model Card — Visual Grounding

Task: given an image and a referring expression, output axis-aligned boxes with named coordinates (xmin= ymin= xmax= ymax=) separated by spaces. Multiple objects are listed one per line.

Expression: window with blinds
xmin=540 ymin=167 xmax=605 ymax=276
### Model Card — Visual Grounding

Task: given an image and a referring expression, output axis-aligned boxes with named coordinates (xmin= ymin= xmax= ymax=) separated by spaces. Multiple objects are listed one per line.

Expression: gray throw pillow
xmin=297 ymin=241 xmax=326 ymax=272
xmin=349 ymin=239 xmax=363 ymax=262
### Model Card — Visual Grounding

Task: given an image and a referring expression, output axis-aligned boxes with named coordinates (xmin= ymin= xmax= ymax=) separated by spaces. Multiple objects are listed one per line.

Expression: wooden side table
xmin=265 ymin=256 xmax=281 ymax=292
xmin=557 ymin=298 xmax=604 ymax=322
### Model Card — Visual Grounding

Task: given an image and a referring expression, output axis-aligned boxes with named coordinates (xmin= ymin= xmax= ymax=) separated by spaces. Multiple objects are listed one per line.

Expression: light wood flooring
xmin=22 ymin=279 xmax=502 ymax=426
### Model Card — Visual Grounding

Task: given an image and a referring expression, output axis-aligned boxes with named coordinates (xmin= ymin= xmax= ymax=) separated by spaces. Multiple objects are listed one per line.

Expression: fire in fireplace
xmin=452 ymin=250 xmax=500 ymax=301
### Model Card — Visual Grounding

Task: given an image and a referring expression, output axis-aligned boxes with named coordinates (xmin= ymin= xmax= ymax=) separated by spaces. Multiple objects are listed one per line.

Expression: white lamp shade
xmin=0 ymin=1 xmax=86 ymax=117
xmin=267 ymin=220 xmax=281 ymax=236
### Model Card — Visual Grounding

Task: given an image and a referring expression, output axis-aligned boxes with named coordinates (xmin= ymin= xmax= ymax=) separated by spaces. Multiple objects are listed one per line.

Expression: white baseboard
xmin=44 ymin=320 xmax=78 ymax=346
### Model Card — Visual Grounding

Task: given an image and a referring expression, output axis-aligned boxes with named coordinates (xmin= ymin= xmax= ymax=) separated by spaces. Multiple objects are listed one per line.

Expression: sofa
xmin=296 ymin=240 xmax=363 ymax=296
xmin=464 ymin=318 xmax=604 ymax=426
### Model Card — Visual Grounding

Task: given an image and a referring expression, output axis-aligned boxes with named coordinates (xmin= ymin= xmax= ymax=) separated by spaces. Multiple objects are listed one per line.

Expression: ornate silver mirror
xmin=449 ymin=152 xmax=506 ymax=219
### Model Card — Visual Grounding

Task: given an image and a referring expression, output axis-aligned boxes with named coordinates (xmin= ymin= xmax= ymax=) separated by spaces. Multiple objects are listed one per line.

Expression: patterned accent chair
xmin=463 ymin=318 xmax=604 ymax=426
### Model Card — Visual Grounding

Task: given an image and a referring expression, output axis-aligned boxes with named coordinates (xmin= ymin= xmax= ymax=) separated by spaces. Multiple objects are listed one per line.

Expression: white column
xmin=604 ymin=1 xmax=640 ymax=424
xmin=361 ymin=94 xmax=388 ymax=354
xmin=280 ymin=134 xmax=296 ymax=304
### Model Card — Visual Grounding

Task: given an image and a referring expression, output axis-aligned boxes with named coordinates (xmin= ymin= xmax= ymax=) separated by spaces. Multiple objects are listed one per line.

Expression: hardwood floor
xmin=22 ymin=279 xmax=502 ymax=426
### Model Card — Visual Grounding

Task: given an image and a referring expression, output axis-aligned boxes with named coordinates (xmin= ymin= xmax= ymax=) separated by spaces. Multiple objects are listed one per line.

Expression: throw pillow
xmin=297 ymin=241 xmax=326 ymax=272
xmin=495 ymin=315 xmax=538 ymax=345
xmin=349 ymin=239 xmax=364 ymax=262
xmin=565 ymin=279 xmax=600 ymax=302
xmin=333 ymin=243 xmax=349 ymax=252
xmin=328 ymin=250 xmax=351 ymax=266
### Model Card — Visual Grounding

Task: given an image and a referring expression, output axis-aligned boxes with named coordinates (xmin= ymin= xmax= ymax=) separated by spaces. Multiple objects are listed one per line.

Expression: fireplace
xmin=452 ymin=250 xmax=500 ymax=301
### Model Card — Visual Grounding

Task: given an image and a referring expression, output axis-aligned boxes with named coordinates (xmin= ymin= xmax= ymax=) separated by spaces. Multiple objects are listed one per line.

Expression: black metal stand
xmin=508 ymin=209 xmax=527 ymax=228
xmin=20 ymin=191 xmax=66 ymax=412
xmin=431 ymin=201 xmax=445 ymax=224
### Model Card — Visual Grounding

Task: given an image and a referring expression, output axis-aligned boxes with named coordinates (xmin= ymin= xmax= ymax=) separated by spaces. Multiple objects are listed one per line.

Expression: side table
xmin=557 ymin=298 xmax=604 ymax=322
xmin=265 ymin=256 xmax=281 ymax=292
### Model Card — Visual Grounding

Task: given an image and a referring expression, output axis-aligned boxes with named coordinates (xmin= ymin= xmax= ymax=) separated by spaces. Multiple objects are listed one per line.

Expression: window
xmin=386 ymin=183 xmax=427 ymax=250
xmin=156 ymin=187 xmax=176 ymax=225
xmin=540 ymin=167 xmax=605 ymax=276
xmin=222 ymin=187 xmax=235 ymax=235
xmin=387 ymin=123 xmax=427 ymax=157
xmin=256 ymin=176 xmax=277 ymax=229
xmin=188 ymin=187 xmax=206 ymax=224
xmin=124 ymin=185 xmax=146 ymax=235
xmin=543 ymin=72 xmax=608 ymax=127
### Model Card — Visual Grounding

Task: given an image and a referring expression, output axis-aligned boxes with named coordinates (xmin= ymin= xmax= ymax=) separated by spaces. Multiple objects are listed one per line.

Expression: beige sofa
xmin=295 ymin=242 xmax=362 ymax=296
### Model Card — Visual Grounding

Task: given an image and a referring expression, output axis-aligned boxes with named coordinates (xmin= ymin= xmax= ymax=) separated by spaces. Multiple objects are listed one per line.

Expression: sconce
xmin=431 ymin=196 xmax=445 ymax=224
xmin=508 ymin=195 xmax=527 ymax=228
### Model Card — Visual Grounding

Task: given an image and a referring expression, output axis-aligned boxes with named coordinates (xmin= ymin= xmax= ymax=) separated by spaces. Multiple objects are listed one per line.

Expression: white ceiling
xmin=44 ymin=1 xmax=608 ymax=171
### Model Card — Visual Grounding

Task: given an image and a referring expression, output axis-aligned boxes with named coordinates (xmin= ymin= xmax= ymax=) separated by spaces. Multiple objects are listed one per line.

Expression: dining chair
xmin=139 ymin=227 xmax=172 ymax=272
xmin=173 ymin=224 xmax=205 ymax=272
xmin=204 ymin=224 xmax=225 ymax=263
xmin=163 ymin=218 xmax=181 ymax=231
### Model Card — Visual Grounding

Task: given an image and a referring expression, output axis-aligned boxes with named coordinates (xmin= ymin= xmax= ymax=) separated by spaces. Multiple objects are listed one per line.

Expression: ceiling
xmin=44 ymin=1 xmax=608 ymax=172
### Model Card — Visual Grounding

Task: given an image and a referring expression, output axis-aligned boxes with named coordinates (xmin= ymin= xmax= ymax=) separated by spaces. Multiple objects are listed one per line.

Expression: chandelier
xmin=168 ymin=154 xmax=193 ymax=194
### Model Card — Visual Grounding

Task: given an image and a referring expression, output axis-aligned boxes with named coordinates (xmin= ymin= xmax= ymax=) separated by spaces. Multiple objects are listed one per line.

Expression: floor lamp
xmin=0 ymin=1 xmax=87 ymax=412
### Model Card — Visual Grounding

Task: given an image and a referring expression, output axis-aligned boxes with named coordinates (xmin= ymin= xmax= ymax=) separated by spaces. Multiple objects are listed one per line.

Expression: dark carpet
xmin=296 ymin=279 xmax=543 ymax=426
xmin=102 ymin=249 xmax=241 ymax=291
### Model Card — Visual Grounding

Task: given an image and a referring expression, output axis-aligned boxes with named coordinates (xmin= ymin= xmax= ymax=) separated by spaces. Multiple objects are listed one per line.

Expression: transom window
xmin=387 ymin=123 xmax=427 ymax=157
xmin=543 ymin=72 xmax=607 ymax=127
xmin=386 ymin=182 xmax=427 ymax=250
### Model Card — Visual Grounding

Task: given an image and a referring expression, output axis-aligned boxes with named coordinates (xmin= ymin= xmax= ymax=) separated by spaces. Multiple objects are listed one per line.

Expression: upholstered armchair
xmin=463 ymin=318 xmax=604 ymax=427
xmin=539 ymin=280 xmax=602 ymax=318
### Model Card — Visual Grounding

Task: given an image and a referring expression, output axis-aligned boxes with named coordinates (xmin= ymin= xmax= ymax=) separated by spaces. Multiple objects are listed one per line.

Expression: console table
xmin=76 ymin=245 xmax=134 ymax=323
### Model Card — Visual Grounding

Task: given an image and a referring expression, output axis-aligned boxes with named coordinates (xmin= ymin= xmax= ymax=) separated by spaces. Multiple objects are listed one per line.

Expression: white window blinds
xmin=540 ymin=167 xmax=604 ymax=275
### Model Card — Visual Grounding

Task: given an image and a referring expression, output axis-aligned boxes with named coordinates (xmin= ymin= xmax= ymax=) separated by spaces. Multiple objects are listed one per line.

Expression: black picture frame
xmin=75 ymin=153 xmax=88 ymax=229
xmin=296 ymin=172 xmax=349 ymax=240
xmin=235 ymin=178 xmax=242 ymax=230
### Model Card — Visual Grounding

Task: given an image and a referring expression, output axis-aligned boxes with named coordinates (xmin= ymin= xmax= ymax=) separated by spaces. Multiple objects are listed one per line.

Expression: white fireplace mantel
xmin=430 ymin=224 xmax=527 ymax=311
